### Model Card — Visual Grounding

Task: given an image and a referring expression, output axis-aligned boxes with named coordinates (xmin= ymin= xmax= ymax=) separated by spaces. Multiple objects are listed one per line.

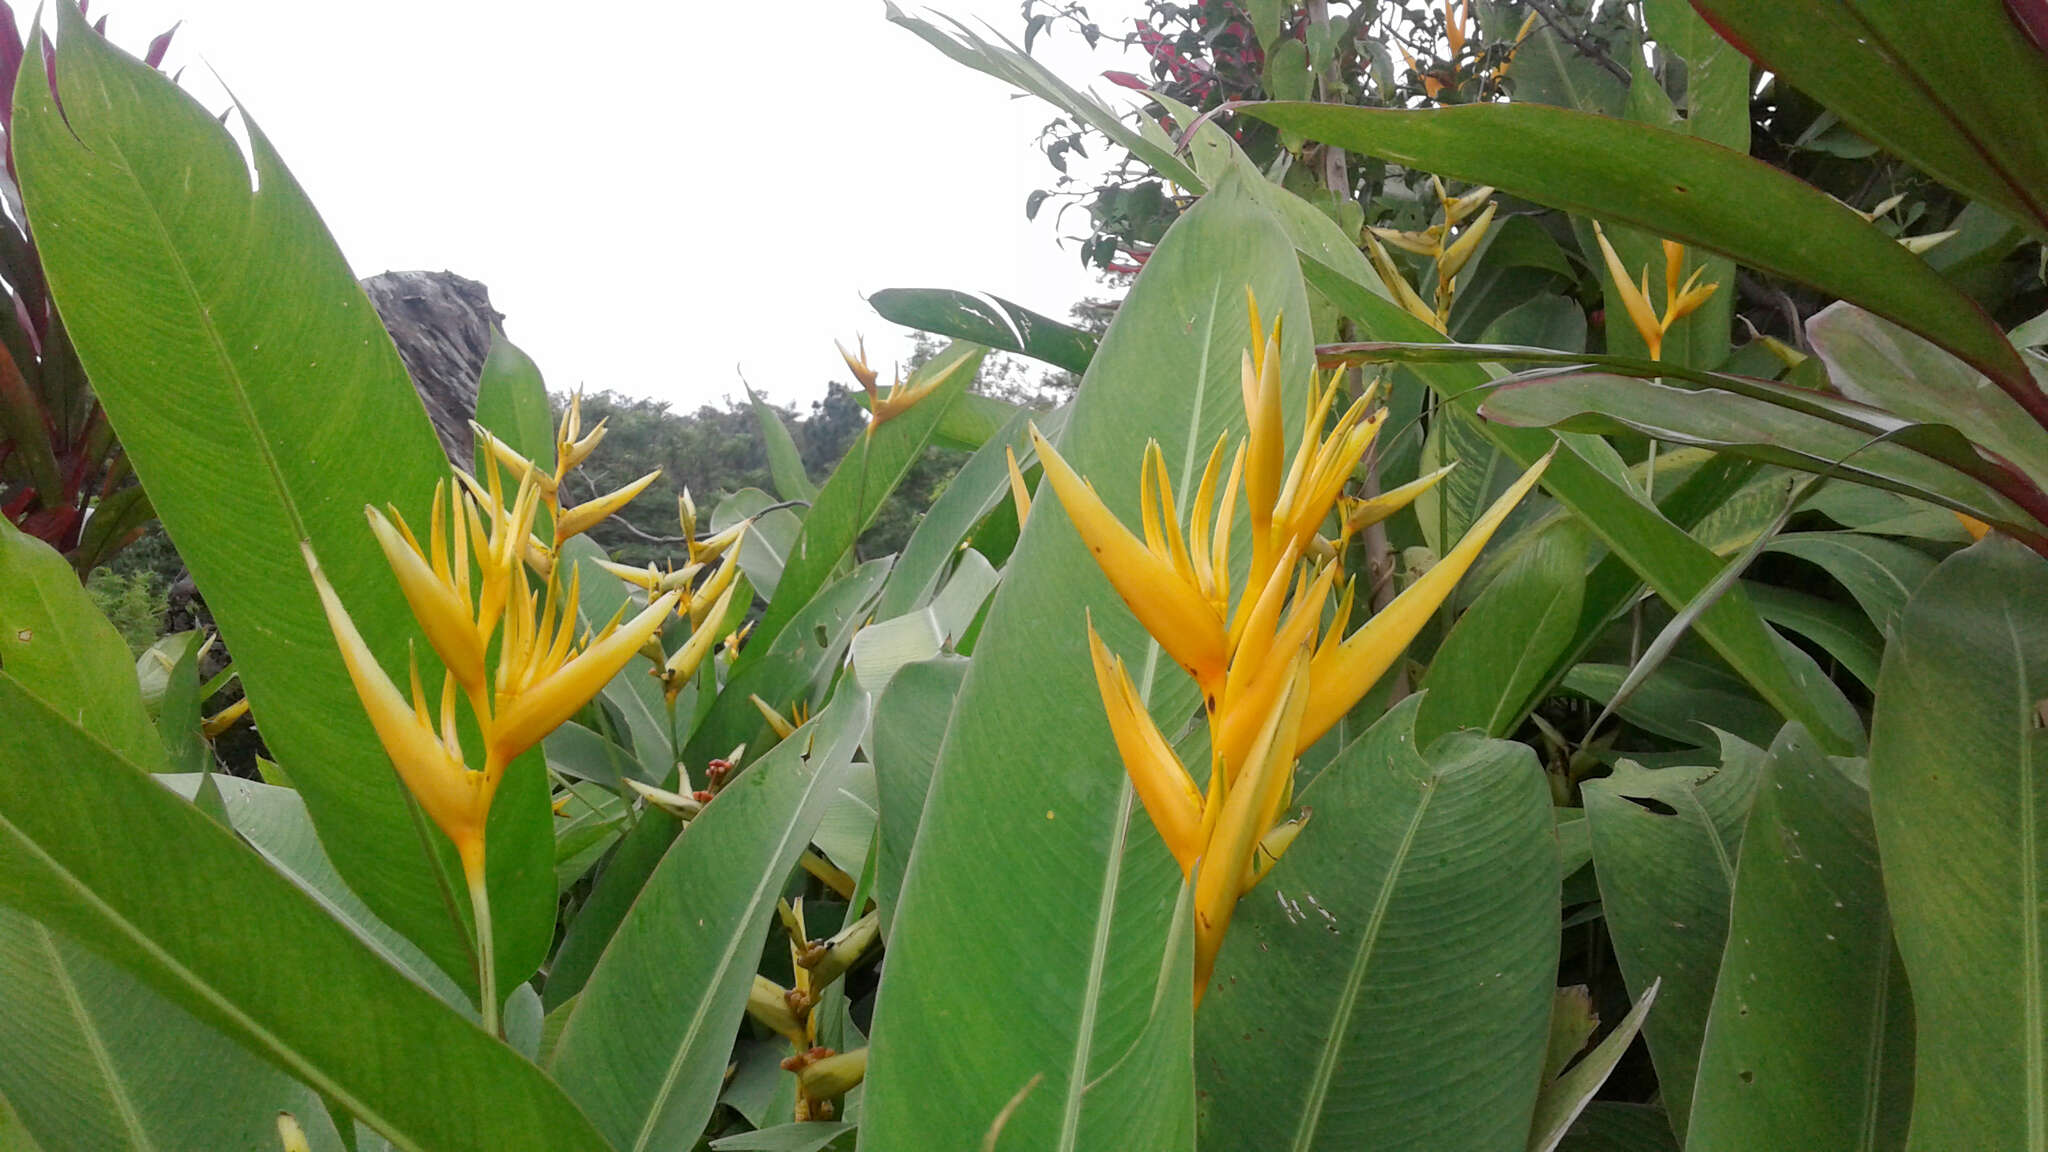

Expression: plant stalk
xmin=464 ymin=850 xmax=499 ymax=1037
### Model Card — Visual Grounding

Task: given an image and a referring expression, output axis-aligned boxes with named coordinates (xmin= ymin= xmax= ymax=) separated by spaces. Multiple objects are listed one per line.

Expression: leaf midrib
xmin=1054 ymin=279 xmax=1223 ymax=1150
xmin=1292 ymin=773 xmax=1438 ymax=1150
xmin=37 ymin=920 xmax=156 ymax=1152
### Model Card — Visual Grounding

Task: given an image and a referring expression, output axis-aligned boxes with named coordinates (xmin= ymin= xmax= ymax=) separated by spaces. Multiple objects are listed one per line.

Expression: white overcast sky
xmin=71 ymin=1 xmax=1152 ymax=410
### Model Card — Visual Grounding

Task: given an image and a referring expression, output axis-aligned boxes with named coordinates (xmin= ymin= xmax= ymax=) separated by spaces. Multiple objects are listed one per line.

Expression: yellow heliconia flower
xmin=557 ymin=469 xmax=662 ymax=541
xmin=664 ymin=580 xmax=737 ymax=701
xmin=752 ymin=695 xmax=811 ymax=741
xmin=1037 ymin=293 xmax=1553 ymax=1006
xmin=1005 ymin=446 xmax=1032 ymax=527
xmin=1592 ymin=223 xmax=1719 ymax=362
xmin=838 ymin=337 xmax=966 ymax=431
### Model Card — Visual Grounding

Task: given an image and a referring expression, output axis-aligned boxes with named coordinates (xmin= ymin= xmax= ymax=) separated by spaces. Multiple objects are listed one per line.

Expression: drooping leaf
xmin=1869 ymin=535 xmax=2048 ymax=1149
xmin=1242 ymin=100 xmax=2039 ymax=415
xmin=13 ymin=8 xmax=553 ymax=994
xmin=1688 ymin=0 xmax=2048 ymax=233
xmin=1583 ymin=738 xmax=1764 ymax=1143
xmin=1762 ymin=531 xmax=1937 ymax=637
xmin=869 ymin=288 xmax=1097 ymax=374
xmin=1528 ymin=980 xmax=1661 ymax=1152
xmin=1198 ymin=701 xmax=1559 ymax=1149
xmin=550 ymin=695 xmax=869 ymax=1152
xmin=870 ymin=656 xmax=968 ymax=936
xmin=862 ymin=173 xmax=1308 ymax=1150
xmin=1417 ymin=520 xmax=1586 ymax=743
xmin=1688 ymin=728 xmax=1913 ymax=1152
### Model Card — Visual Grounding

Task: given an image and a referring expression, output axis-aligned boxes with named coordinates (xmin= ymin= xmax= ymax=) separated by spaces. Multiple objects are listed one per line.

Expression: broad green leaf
xmin=1243 ymin=100 xmax=2038 ymax=414
xmin=473 ymin=329 xmax=556 ymax=474
xmin=1198 ymin=701 xmax=1559 ymax=1149
xmin=710 ymin=1122 xmax=856 ymax=1152
xmin=1565 ymin=659 xmax=1781 ymax=749
xmin=547 ymin=558 xmax=889 ymax=1008
xmin=715 ymin=486 xmax=802 ymax=605
xmin=1743 ymin=582 xmax=1884 ymax=690
xmin=747 ymin=384 xmax=820 ymax=504
xmin=1481 ymin=373 xmax=2030 ymax=529
xmin=746 ymin=342 xmax=979 ymax=656
xmin=875 ymin=405 xmax=1047 ymax=619
xmin=862 ymin=174 xmax=1308 ymax=1150
xmin=1528 ymin=980 xmax=1660 ymax=1152
xmin=155 ymin=623 xmax=209 ymax=775
xmin=1762 ymin=532 xmax=1936 ymax=637
xmin=1688 ymin=0 xmax=2048 ymax=232
xmin=1556 ymin=1104 xmax=1680 ymax=1152
xmin=1416 ymin=520 xmax=1586 ymax=743
xmin=929 ymin=391 xmax=1024 ymax=453
xmin=156 ymin=773 xmax=470 ymax=1010
xmin=14 ymin=9 xmax=552 ymax=994
xmin=1305 ymin=260 xmax=1864 ymax=755
xmin=1869 ymin=536 xmax=2048 ymax=1149
xmin=1583 ymin=739 xmax=1764 ymax=1143
xmin=869 ymin=288 xmax=1096 ymax=374
xmin=1689 ymin=728 xmax=1913 ymax=1152
xmin=1808 ymin=302 xmax=2048 ymax=491
xmin=870 ymin=656 xmax=968 ymax=936
xmin=550 ymin=695 xmax=869 ymax=1152
xmin=0 ymin=906 xmax=345 ymax=1152
xmin=0 ymin=519 xmax=161 ymax=771
xmin=0 ymin=680 xmax=611 ymax=1152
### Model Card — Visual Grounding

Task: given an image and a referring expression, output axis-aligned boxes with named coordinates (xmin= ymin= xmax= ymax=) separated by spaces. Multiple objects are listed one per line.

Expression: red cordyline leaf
xmin=2011 ymin=0 xmax=2048 ymax=54
xmin=1103 ymin=70 xmax=1150 ymax=91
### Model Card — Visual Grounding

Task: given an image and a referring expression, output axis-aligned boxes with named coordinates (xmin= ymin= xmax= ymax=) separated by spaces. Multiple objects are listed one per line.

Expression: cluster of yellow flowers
xmin=304 ymin=396 xmax=724 ymax=1031
xmin=1031 ymin=295 xmax=1550 ymax=1002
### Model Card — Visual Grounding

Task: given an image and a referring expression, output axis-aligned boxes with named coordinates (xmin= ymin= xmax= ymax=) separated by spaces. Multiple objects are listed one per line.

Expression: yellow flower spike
xmin=1005 ymin=446 xmax=1032 ymax=527
xmin=1144 ymin=442 xmax=1201 ymax=588
xmin=752 ymin=694 xmax=800 ymax=741
xmin=1593 ymin=223 xmax=1665 ymax=360
xmin=1342 ymin=464 xmax=1457 ymax=537
xmin=1242 ymin=812 xmax=1310 ymax=894
xmin=303 ymin=543 xmax=488 ymax=869
xmin=1243 ymin=312 xmax=1288 ymax=591
xmin=595 ymin=557 xmax=701 ymax=595
xmin=1364 ymin=232 xmax=1444 ymax=331
xmin=1184 ymin=436 xmax=1233 ymax=608
xmin=1956 ymin=512 xmax=1993 ymax=540
xmin=471 ymin=424 xmax=555 ymax=499
xmin=557 ymin=391 xmax=583 ymax=452
xmin=1666 ymin=262 xmax=1719 ymax=324
xmin=837 ymin=338 xmax=881 ymax=394
xmin=1445 ymin=0 xmax=1468 ymax=59
xmin=1446 ymin=184 xmax=1496 ymax=225
xmin=747 ymin=974 xmax=809 ymax=1044
xmin=277 ymin=1113 xmax=312 ymax=1152
xmin=1087 ymin=619 xmax=1205 ymax=876
xmin=1300 ymin=450 xmax=1553 ymax=748
xmin=1194 ymin=644 xmax=1311 ymax=1006
xmin=1899 ymin=229 xmax=1958 ymax=255
xmin=491 ymin=588 xmax=681 ymax=763
xmin=557 ymin=469 xmax=662 ymax=542
xmin=678 ymin=489 xmax=699 ymax=542
xmin=1224 ymin=538 xmax=1306 ymax=699
xmin=1368 ymin=226 xmax=1440 ymax=258
xmin=1028 ymin=423 xmax=1229 ymax=700
xmin=689 ymin=550 xmax=745 ymax=627
xmin=1662 ymin=239 xmax=1686 ymax=305
xmin=365 ymin=503 xmax=488 ymax=692
xmin=665 ymin=582 xmax=736 ymax=698
xmin=798 ymin=1048 xmax=869 ymax=1102
xmin=561 ymin=418 xmax=609 ymax=473
xmin=692 ymin=520 xmax=749 ymax=565
xmin=1438 ymin=200 xmax=1498 ymax=281
xmin=1217 ymin=559 xmax=1339 ymax=778
xmin=201 ymin=695 xmax=252 ymax=738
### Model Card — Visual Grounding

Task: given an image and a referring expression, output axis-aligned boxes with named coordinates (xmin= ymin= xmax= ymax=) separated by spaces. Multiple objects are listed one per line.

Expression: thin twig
xmin=1523 ymin=0 xmax=1632 ymax=84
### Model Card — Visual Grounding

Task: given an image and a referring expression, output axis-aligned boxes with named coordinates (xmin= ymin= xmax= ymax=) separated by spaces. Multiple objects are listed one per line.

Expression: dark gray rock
xmin=361 ymin=270 xmax=504 ymax=468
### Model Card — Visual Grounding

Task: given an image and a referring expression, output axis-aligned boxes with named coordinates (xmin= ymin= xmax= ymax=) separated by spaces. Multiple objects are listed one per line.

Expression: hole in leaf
xmin=1621 ymin=795 xmax=1678 ymax=816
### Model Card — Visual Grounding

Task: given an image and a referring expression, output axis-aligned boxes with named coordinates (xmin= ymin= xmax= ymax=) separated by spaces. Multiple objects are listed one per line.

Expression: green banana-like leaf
xmin=1197 ymin=701 xmax=1559 ymax=1149
xmin=875 ymin=405 xmax=1048 ymax=619
xmin=869 ymin=656 xmax=969 ymax=937
xmin=862 ymin=172 xmax=1309 ymax=1150
xmin=1869 ymin=535 xmax=2048 ymax=1149
xmin=1583 ymin=739 xmax=1765 ymax=1144
xmin=0 ymin=689 xmax=610 ymax=1152
xmin=13 ymin=7 xmax=553 ymax=994
xmin=1762 ymin=532 xmax=1936 ymax=637
xmin=870 ymin=288 xmax=1096 ymax=374
xmin=1240 ymin=100 xmax=2039 ymax=419
xmin=1415 ymin=520 xmax=1587 ymax=744
xmin=1688 ymin=727 xmax=1913 ymax=1152
xmin=0 ymin=906 xmax=347 ymax=1152
xmin=473 ymin=328 xmax=557 ymax=474
xmin=550 ymin=695 xmax=869 ymax=1152
xmin=746 ymin=385 xmax=819 ymax=504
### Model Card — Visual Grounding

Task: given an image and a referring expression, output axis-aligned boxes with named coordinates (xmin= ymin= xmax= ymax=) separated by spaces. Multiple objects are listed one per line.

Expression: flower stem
xmin=463 ymin=849 xmax=499 ymax=1037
